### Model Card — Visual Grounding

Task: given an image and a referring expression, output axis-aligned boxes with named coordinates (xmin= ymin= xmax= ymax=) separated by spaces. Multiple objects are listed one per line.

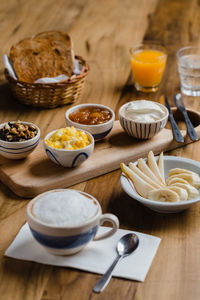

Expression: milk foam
xmin=33 ymin=190 xmax=98 ymax=226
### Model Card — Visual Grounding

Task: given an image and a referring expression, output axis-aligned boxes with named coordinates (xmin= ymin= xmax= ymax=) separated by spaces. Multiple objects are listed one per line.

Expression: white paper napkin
xmin=34 ymin=74 xmax=69 ymax=84
xmin=3 ymin=54 xmax=17 ymax=80
xmin=5 ymin=223 xmax=161 ymax=282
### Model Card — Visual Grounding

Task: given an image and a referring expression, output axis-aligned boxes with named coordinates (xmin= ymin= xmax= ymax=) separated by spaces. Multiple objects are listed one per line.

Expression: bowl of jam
xmin=65 ymin=103 xmax=115 ymax=140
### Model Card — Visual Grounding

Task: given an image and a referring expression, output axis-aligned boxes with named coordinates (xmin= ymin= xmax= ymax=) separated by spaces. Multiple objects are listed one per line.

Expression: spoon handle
xmin=174 ymin=93 xmax=198 ymax=141
xmin=93 ymin=254 xmax=122 ymax=293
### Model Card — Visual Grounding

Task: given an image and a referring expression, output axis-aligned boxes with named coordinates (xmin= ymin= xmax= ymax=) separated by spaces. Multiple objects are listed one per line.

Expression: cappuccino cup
xmin=27 ymin=189 xmax=119 ymax=255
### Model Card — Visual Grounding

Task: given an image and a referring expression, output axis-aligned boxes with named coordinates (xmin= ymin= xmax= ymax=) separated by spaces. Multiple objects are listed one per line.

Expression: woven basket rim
xmin=4 ymin=55 xmax=89 ymax=87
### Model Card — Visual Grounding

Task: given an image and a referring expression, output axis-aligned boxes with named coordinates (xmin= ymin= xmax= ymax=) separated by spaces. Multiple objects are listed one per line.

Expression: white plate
xmin=120 ymin=156 xmax=200 ymax=213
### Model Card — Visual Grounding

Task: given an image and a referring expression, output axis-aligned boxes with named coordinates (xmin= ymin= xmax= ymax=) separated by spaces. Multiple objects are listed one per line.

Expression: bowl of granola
xmin=0 ymin=121 xmax=40 ymax=159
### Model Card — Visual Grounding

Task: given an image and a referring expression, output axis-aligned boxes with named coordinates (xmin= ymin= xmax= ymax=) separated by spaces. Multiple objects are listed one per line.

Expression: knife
xmin=174 ymin=93 xmax=198 ymax=141
xmin=164 ymin=96 xmax=184 ymax=143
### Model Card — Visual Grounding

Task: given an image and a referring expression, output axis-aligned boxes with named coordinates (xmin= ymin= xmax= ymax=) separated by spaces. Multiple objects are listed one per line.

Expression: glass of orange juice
xmin=130 ymin=44 xmax=167 ymax=92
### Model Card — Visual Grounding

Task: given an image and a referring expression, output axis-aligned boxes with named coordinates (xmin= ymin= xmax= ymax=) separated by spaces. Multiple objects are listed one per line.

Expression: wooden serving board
xmin=0 ymin=108 xmax=200 ymax=198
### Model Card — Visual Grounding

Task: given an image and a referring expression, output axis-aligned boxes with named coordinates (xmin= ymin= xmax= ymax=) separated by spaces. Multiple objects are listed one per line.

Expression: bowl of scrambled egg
xmin=44 ymin=126 xmax=94 ymax=167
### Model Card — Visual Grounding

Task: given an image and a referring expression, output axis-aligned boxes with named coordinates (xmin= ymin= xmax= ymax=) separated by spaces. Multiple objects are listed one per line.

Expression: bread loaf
xmin=9 ymin=31 xmax=75 ymax=83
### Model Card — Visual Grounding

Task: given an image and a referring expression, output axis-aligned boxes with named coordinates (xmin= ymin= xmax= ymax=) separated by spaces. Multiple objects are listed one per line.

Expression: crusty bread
xmin=36 ymin=31 xmax=75 ymax=75
xmin=9 ymin=31 xmax=75 ymax=83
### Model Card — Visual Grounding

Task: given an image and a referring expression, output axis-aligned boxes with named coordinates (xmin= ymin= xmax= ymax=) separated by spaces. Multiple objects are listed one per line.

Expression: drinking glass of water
xmin=177 ymin=46 xmax=200 ymax=96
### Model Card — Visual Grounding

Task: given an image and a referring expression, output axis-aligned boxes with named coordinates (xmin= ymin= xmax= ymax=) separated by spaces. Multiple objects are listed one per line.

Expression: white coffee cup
xmin=27 ymin=189 xmax=119 ymax=255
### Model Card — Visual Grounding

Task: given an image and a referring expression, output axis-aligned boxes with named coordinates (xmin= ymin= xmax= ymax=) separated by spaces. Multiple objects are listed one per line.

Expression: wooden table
xmin=1 ymin=0 xmax=200 ymax=299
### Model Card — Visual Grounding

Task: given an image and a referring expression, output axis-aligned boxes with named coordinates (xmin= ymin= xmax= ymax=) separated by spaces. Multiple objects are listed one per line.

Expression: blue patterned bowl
xmin=65 ymin=103 xmax=115 ymax=141
xmin=119 ymin=101 xmax=168 ymax=139
xmin=0 ymin=121 xmax=40 ymax=159
xmin=44 ymin=128 xmax=94 ymax=167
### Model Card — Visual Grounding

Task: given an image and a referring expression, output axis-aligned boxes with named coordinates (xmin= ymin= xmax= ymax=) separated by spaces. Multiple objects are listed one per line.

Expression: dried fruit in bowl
xmin=0 ymin=121 xmax=38 ymax=142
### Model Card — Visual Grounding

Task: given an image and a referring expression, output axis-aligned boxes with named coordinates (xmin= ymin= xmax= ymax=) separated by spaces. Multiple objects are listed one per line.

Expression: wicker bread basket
xmin=4 ymin=55 xmax=89 ymax=108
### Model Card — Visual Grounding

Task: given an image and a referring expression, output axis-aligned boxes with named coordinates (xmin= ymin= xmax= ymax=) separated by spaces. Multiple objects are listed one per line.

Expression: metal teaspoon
xmin=93 ymin=233 xmax=139 ymax=293
xmin=174 ymin=93 xmax=198 ymax=141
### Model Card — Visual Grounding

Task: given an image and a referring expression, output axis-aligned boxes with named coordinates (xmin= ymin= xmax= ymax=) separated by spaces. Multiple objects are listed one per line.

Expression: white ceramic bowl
xmin=44 ymin=128 xmax=94 ymax=167
xmin=118 ymin=100 xmax=168 ymax=139
xmin=120 ymin=156 xmax=200 ymax=213
xmin=0 ymin=121 xmax=40 ymax=159
xmin=65 ymin=103 xmax=115 ymax=140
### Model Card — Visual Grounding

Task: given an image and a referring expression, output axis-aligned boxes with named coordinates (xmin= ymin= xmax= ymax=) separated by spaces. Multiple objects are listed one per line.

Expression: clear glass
xmin=130 ymin=44 xmax=167 ymax=92
xmin=177 ymin=46 xmax=200 ymax=96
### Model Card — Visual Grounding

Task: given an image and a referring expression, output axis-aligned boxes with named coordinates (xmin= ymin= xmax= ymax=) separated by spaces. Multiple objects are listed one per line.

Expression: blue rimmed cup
xmin=65 ymin=103 xmax=115 ymax=141
xmin=119 ymin=100 xmax=168 ymax=139
xmin=27 ymin=189 xmax=119 ymax=255
xmin=0 ymin=121 xmax=40 ymax=159
xmin=44 ymin=128 xmax=94 ymax=167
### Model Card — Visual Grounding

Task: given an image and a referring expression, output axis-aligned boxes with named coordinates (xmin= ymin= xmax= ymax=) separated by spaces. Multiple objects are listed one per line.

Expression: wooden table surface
xmin=1 ymin=0 xmax=200 ymax=299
